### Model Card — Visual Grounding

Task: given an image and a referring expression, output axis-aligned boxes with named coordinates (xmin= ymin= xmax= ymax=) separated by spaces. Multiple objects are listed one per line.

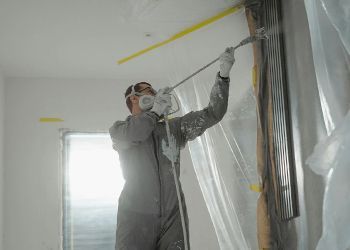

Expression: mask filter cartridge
xmin=139 ymin=95 xmax=155 ymax=111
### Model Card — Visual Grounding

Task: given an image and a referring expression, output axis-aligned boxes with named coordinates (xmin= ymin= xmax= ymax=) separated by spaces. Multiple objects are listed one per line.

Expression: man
xmin=109 ymin=47 xmax=235 ymax=250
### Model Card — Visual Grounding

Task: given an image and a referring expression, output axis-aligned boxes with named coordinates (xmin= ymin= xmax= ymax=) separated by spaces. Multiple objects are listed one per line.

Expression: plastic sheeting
xmin=304 ymin=0 xmax=350 ymax=134
xmin=173 ymin=64 xmax=259 ymax=250
xmin=304 ymin=0 xmax=350 ymax=249
xmin=179 ymin=85 xmax=258 ymax=249
xmin=306 ymin=110 xmax=350 ymax=250
xmin=320 ymin=0 xmax=350 ymax=55
xmin=157 ymin=9 xmax=259 ymax=248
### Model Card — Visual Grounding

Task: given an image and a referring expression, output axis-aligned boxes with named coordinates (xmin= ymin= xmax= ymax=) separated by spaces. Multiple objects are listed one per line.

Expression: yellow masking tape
xmin=118 ymin=3 xmax=244 ymax=64
xmin=252 ymin=64 xmax=257 ymax=88
xmin=39 ymin=117 xmax=64 ymax=123
xmin=250 ymin=184 xmax=262 ymax=193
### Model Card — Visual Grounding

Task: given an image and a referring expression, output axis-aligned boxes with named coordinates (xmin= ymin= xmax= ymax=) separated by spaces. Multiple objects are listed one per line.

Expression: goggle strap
xmin=125 ymin=85 xmax=139 ymax=99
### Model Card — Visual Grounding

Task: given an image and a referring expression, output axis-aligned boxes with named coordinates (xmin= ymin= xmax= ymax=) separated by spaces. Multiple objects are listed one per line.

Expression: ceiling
xmin=0 ymin=0 xmax=246 ymax=80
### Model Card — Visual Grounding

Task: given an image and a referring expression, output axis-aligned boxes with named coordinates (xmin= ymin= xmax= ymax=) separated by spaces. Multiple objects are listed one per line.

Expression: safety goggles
xmin=125 ymin=85 xmax=157 ymax=99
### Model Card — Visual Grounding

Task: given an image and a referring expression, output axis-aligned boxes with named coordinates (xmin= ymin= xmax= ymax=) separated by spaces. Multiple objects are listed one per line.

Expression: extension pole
xmin=168 ymin=28 xmax=268 ymax=93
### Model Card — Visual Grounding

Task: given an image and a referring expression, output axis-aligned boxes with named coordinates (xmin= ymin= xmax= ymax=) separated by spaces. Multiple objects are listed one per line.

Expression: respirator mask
xmin=125 ymin=85 xmax=156 ymax=111
xmin=138 ymin=95 xmax=155 ymax=111
xmin=126 ymin=85 xmax=180 ymax=114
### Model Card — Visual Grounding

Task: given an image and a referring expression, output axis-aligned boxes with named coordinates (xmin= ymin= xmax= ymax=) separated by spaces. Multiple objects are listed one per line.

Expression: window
xmin=62 ymin=132 xmax=124 ymax=250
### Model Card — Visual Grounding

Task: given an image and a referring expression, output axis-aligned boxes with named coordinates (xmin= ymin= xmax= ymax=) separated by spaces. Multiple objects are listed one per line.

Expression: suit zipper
xmin=152 ymin=132 xmax=162 ymax=217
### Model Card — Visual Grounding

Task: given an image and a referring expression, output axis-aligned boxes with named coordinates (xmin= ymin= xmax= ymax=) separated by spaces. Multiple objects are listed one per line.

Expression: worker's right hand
xmin=219 ymin=47 xmax=235 ymax=78
xmin=150 ymin=87 xmax=172 ymax=116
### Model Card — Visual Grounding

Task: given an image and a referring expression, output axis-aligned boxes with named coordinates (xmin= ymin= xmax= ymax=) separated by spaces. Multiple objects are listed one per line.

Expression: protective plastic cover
xmin=304 ymin=0 xmax=350 ymax=134
xmin=304 ymin=0 xmax=350 ymax=249
xmin=306 ymin=110 xmax=350 ymax=250
xmin=171 ymin=60 xmax=259 ymax=250
xmin=158 ymin=9 xmax=260 ymax=248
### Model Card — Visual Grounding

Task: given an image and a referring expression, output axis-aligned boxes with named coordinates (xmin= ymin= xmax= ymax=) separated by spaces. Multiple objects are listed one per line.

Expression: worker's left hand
xmin=151 ymin=87 xmax=172 ymax=116
xmin=219 ymin=47 xmax=235 ymax=78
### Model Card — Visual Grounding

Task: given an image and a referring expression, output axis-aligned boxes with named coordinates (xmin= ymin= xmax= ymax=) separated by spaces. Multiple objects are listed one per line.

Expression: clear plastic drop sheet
xmin=306 ymin=109 xmax=350 ymax=250
xmin=157 ymin=12 xmax=259 ymax=248
xmin=304 ymin=0 xmax=350 ymax=248
xmin=304 ymin=0 xmax=350 ymax=134
xmin=174 ymin=62 xmax=259 ymax=250
xmin=320 ymin=0 xmax=350 ymax=55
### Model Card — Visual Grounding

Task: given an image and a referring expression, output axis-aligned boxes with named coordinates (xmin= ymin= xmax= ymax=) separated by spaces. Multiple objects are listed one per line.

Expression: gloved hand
xmin=219 ymin=47 xmax=235 ymax=78
xmin=150 ymin=87 xmax=172 ymax=116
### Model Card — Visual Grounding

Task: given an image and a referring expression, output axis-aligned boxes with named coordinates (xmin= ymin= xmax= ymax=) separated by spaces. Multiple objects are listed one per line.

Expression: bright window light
xmin=63 ymin=132 xmax=124 ymax=250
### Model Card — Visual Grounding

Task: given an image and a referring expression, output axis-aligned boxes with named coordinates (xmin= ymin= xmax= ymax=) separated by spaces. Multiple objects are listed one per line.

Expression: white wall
xmin=3 ymin=77 xmax=219 ymax=250
xmin=0 ymin=69 xmax=5 ymax=250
